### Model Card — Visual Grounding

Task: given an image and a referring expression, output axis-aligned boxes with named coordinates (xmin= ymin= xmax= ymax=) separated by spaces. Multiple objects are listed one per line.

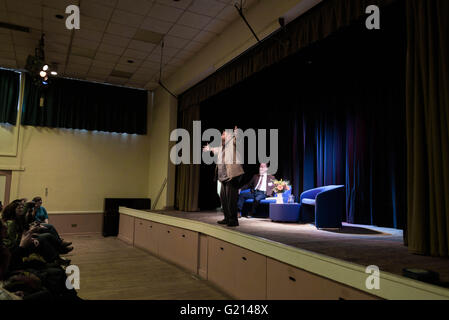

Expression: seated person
xmin=32 ymin=197 xmax=48 ymax=224
xmin=237 ymin=163 xmax=275 ymax=217
xmin=25 ymin=200 xmax=72 ymax=249
xmin=2 ymin=200 xmax=72 ymax=266
xmin=0 ymin=217 xmax=80 ymax=300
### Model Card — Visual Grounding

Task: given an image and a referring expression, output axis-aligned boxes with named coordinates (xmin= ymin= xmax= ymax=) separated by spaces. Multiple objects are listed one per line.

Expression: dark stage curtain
xmin=177 ymin=0 xmax=401 ymax=213
xmin=175 ymin=105 xmax=201 ymax=211
xmin=0 ymin=69 xmax=20 ymax=125
xmin=405 ymin=0 xmax=449 ymax=256
xmin=178 ymin=0 xmax=397 ymax=113
xmin=197 ymin=1 xmax=407 ymax=228
xmin=21 ymin=75 xmax=148 ymax=135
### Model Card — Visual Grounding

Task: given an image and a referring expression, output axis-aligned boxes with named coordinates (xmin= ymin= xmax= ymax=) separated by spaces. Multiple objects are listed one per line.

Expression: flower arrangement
xmin=273 ymin=179 xmax=290 ymax=194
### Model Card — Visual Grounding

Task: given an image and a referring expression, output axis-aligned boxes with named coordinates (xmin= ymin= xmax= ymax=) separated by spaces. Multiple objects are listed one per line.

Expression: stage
xmin=148 ymin=209 xmax=449 ymax=287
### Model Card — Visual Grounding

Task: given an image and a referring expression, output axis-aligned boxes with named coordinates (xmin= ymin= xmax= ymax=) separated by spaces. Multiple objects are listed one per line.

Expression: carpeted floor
xmin=150 ymin=210 xmax=449 ymax=288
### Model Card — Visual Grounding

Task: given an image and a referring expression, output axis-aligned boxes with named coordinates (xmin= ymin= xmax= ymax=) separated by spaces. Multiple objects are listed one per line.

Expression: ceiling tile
xmin=8 ymin=12 xmax=42 ymax=30
xmin=107 ymin=75 xmax=128 ymax=84
xmin=65 ymin=63 xmax=90 ymax=74
xmin=0 ymin=34 xmax=13 ymax=47
xmin=110 ymin=9 xmax=145 ymax=28
xmin=204 ymin=18 xmax=228 ymax=34
xmin=155 ymin=0 xmax=193 ymax=10
xmin=133 ymin=29 xmax=164 ymax=45
xmin=11 ymin=35 xmax=36 ymax=48
xmin=0 ymin=58 xmax=17 ymax=68
xmin=114 ymin=63 xmax=139 ymax=73
xmin=42 ymin=6 xmax=66 ymax=23
xmin=127 ymin=40 xmax=156 ymax=53
xmin=122 ymin=48 xmax=147 ymax=60
xmin=106 ymin=23 xmax=137 ymax=38
xmin=75 ymin=28 xmax=104 ymax=42
xmin=177 ymin=11 xmax=211 ymax=29
xmin=69 ymin=55 xmax=93 ymax=66
xmin=118 ymin=55 xmax=144 ymax=65
xmin=167 ymin=56 xmax=186 ymax=67
xmin=89 ymin=65 xmax=113 ymax=75
xmin=91 ymin=60 xmax=116 ymax=69
xmin=145 ymin=51 xmax=162 ymax=63
xmin=125 ymin=81 xmax=147 ymax=89
xmin=141 ymin=17 xmax=173 ymax=34
xmin=163 ymin=35 xmax=188 ymax=49
xmin=46 ymin=42 xmax=68 ymax=54
xmin=6 ymin=0 xmax=42 ymax=18
xmin=175 ymin=49 xmax=194 ymax=60
xmin=136 ymin=65 xmax=159 ymax=74
xmin=45 ymin=33 xmax=71 ymax=46
xmin=91 ymin=0 xmax=118 ymax=8
xmin=145 ymin=81 xmax=159 ymax=90
xmin=43 ymin=0 xmax=76 ymax=11
xmin=141 ymin=59 xmax=160 ymax=70
xmin=147 ymin=3 xmax=183 ymax=23
xmin=72 ymin=37 xmax=100 ymax=51
xmin=43 ymin=20 xmax=72 ymax=36
xmin=45 ymin=51 xmax=67 ymax=64
xmin=0 ymin=50 xmax=15 ymax=60
xmin=188 ymin=0 xmax=226 ymax=17
xmin=80 ymin=15 xmax=109 ymax=32
xmin=86 ymin=75 xmax=108 ymax=82
xmin=146 ymin=46 xmax=177 ymax=63
xmin=95 ymin=51 xmax=121 ymax=63
xmin=193 ymin=30 xmax=216 ymax=44
xmin=81 ymin=1 xmax=114 ymax=21
xmin=98 ymin=42 xmax=126 ymax=56
xmin=130 ymin=72 xmax=153 ymax=82
xmin=161 ymin=45 xmax=179 ymax=57
xmin=116 ymin=0 xmax=153 ymax=16
xmin=167 ymin=24 xmax=199 ymax=40
xmin=183 ymin=40 xmax=205 ymax=53
xmin=102 ymin=33 xmax=131 ymax=48
xmin=15 ymin=46 xmax=35 ymax=57
xmin=216 ymin=4 xmax=239 ymax=22
xmin=71 ymin=47 xmax=97 ymax=59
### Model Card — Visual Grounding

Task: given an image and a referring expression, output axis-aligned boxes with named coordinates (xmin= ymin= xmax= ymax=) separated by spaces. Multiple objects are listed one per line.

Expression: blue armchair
xmin=241 ymin=188 xmax=292 ymax=217
xmin=299 ymin=185 xmax=345 ymax=229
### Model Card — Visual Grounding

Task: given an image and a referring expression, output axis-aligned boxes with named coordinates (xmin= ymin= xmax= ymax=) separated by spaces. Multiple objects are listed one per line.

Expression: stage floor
xmin=150 ymin=210 xmax=449 ymax=287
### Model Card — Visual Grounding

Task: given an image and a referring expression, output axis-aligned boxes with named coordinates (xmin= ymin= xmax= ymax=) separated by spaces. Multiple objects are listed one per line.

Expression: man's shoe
xmin=56 ymin=258 xmax=71 ymax=267
xmin=227 ymin=221 xmax=239 ymax=227
xmin=60 ymin=246 xmax=74 ymax=254
xmin=217 ymin=219 xmax=228 ymax=225
xmin=61 ymin=241 xmax=72 ymax=247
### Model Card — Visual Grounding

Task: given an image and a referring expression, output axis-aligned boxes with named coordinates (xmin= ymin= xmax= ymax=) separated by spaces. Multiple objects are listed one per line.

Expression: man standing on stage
xmin=237 ymin=163 xmax=275 ymax=218
xmin=203 ymin=126 xmax=244 ymax=227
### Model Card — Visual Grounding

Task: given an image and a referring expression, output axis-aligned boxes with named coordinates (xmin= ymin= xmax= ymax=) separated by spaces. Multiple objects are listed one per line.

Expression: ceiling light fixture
xmin=25 ymin=34 xmax=59 ymax=87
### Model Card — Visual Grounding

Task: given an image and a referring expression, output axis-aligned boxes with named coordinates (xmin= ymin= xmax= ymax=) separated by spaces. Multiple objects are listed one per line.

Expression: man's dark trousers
xmin=237 ymin=190 xmax=266 ymax=216
xmin=220 ymin=177 xmax=242 ymax=224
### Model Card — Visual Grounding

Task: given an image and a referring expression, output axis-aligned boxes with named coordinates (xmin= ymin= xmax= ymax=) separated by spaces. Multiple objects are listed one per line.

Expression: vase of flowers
xmin=273 ymin=179 xmax=290 ymax=204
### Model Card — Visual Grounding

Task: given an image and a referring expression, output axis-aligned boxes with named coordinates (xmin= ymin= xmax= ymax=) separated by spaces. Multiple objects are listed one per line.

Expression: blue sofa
xmin=241 ymin=188 xmax=292 ymax=217
xmin=299 ymin=185 xmax=345 ymax=229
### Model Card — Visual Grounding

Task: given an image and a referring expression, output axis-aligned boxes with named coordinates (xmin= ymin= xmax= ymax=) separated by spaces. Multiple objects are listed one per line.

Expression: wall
xmin=147 ymin=88 xmax=177 ymax=210
xmin=0 ymin=77 xmax=152 ymax=213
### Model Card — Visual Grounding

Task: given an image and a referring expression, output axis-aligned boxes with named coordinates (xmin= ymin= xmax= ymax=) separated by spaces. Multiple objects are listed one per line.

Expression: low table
xmin=269 ymin=203 xmax=301 ymax=222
